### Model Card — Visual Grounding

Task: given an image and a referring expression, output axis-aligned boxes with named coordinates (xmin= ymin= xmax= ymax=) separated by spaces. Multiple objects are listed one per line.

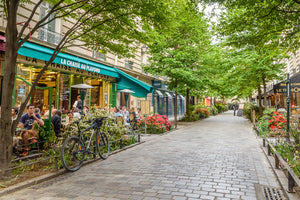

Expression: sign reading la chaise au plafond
xmin=60 ymin=58 xmax=100 ymax=73
xmin=18 ymin=56 xmax=115 ymax=81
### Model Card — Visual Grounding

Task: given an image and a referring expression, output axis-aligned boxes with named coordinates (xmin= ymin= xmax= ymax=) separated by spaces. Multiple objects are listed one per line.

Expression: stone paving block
xmin=172 ymin=196 xmax=187 ymax=200
xmin=199 ymin=194 xmax=217 ymax=200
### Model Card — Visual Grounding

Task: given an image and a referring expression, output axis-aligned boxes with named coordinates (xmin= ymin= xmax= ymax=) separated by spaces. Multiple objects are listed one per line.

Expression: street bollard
xmin=120 ymin=139 xmax=123 ymax=149
xmin=275 ymin=154 xmax=279 ymax=169
xmin=288 ymin=171 xmax=295 ymax=193
xmin=263 ymin=138 xmax=265 ymax=147
xmin=55 ymin=157 xmax=58 ymax=170
xmin=93 ymin=141 xmax=96 ymax=159
xmin=267 ymin=144 xmax=271 ymax=156
xmin=138 ymin=134 xmax=140 ymax=142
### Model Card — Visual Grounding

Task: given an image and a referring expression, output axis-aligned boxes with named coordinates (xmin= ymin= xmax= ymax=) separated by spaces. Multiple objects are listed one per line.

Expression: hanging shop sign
xmin=152 ymin=80 xmax=162 ymax=88
xmin=274 ymin=73 xmax=300 ymax=93
xmin=17 ymin=55 xmax=116 ymax=81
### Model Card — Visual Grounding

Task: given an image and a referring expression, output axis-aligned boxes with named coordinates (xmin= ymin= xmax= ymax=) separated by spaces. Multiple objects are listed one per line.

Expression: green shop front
xmin=15 ymin=42 xmax=119 ymax=115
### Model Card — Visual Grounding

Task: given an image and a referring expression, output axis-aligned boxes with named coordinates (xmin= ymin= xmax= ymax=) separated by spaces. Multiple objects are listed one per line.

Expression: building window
xmin=39 ymin=2 xmax=62 ymax=45
xmin=93 ymin=50 xmax=106 ymax=61
xmin=124 ymin=59 xmax=133 ymax=69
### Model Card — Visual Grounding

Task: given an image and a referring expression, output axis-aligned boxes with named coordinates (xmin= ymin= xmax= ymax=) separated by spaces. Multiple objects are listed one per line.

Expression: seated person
xmin=65 ymin=111 xmax=73 ymax=124
xmin=44 ymin=104 xmax=54 ymax=119
xmin=129 ymin=108 xmax=137 ymax=128
xmin=18 ymin=104 xmax=44 ymax=156
xmin=83 ymin=106 xmax=92 ymax=117
xmin=11 ymin=107 xmax=18 ymax=121
xmin=114 ymin=108 xmax=123 ymax=124
xmin=114 ymin=108 xmax=123 ymax=117
xmin=51 ymin=110 xmax=62 ymax=137
xmin=73 ymin=107 xmax=81 ymax=120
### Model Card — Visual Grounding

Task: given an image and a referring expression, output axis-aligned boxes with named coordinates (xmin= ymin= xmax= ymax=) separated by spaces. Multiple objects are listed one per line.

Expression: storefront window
xmin=71 ymin=76 xmax=83 ymax=110
xmin=15 ymin=64 xmax=32 ymax=108
xmin=84 ymin=79 xmax=91 ymax=108
xmin=15 ymin=78 xmax=31 ymax=108
xmin=59 ymin=74 xmax=70 ymax=113
xmin=32 ymin=69 xmax=57 ymax=114
xmin=91 ymin=79 xmax=103 ymax=108
xmin=17 ymin=64 xmax=31 ymax=82
xmin=103 ymin=81 xmax=109 ymax=108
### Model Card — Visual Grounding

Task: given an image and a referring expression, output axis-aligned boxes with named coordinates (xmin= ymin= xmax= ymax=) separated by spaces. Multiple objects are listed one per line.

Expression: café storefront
xmin=15 ymin=42 xmax=119 ymax=115
xmin=274 ymin=73 xmax=300 ymax=114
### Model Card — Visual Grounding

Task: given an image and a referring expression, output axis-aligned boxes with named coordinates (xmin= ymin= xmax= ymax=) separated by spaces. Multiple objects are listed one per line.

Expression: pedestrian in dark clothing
xmin=51 ymin=110 xmax=62 ymax=137
xmin=233 ymin=103 xmax=237 ymax=116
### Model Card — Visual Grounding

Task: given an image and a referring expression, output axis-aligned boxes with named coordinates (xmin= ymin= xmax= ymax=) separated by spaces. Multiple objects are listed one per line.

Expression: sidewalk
xmin=0 ymin=111 xmax=293 ymax=200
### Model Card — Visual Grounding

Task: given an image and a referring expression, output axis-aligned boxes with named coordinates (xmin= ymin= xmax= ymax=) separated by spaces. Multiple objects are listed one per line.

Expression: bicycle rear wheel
xmin=96 ymin=131 xmax=110 ymax=159
xmin=61 ymin=136 xmax=85 ymax=171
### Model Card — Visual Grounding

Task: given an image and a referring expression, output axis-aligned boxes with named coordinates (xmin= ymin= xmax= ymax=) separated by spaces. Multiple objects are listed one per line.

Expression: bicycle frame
xmin=74 ymin=121 xmax=97 ymax=153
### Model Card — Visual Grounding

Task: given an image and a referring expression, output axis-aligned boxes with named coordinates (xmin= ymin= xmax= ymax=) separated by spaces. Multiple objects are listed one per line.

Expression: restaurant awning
xmin=274 ymin=73 xmax=300 ymax=93
xmin=18 ymin=42 xmax=119 ymax=78
xmin=116 ymin=69 xmax=153 ymax=98
xmin=156 ymin=90 xmax=164 ymax=97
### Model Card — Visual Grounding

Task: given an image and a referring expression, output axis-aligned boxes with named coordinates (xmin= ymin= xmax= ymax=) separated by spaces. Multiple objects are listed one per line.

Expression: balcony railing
xmin=38 ymin=27 xmax=63 ymax=45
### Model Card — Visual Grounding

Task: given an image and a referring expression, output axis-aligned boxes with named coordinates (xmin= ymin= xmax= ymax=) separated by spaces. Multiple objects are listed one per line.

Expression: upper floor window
xmin=141 ymin=44 xmax=148 ymax=64
xmin=39 ymin=2 xmax=62 ymax=45
xmin=124 ymin=59 xmax=134 ymax=69
xmin=93 ymin=50 xmax=106 ymax=61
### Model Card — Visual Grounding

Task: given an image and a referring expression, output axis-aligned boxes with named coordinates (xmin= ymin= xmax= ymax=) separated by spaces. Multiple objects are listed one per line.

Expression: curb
xmin=0 ymin=141 xmax=145 ymax=198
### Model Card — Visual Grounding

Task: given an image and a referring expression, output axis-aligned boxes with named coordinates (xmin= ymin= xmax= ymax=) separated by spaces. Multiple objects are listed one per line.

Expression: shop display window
xmin=84 ymin=79 xmax=91 ymax=108
xmin=32 ymin=69 xmax=57 ymax=115
xmin=59 ymin=74 xmax=70 ymax=113
xmin=15 ymin=78 xmax=31 ymax=108
xmin=91 ymin=79 xmax=103 ymax=108
xmin=15 ymin=64 xmax=32 ymax=108
xmin=71 ymin=76 xmax=83 ymax=110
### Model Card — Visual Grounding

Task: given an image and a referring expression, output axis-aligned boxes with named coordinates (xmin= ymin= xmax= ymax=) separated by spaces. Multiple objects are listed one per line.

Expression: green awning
xmin=18 ymin=42 xmax=119 ymax=78
xmin=116 ymin=69 xmax=153 ymax=98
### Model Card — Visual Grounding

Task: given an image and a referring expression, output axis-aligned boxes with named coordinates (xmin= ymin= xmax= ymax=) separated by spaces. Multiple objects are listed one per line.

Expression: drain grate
xmin=263 ymin=186 xmax=285 ymax=200
xmin=255 ymin=184 xmax=287 ymax=200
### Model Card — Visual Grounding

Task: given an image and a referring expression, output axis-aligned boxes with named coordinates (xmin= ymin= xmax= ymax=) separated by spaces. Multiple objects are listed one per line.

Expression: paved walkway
xmin=1 ymin=112 xmax=281 ymax=200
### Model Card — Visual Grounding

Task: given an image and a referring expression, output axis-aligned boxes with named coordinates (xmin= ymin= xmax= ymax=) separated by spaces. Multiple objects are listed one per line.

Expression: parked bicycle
xmin=60 ymin=117 xmax=110 ymax=171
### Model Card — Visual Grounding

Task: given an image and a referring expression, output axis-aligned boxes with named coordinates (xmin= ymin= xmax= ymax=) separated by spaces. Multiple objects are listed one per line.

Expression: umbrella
xmin=119 ymin=89 xmax=135 ymax=93
xmin=71 ymin=84 xmax=94 ymax=89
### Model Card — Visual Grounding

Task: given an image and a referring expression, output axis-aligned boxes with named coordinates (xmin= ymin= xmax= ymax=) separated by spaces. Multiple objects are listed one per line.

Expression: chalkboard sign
xmin=140 ymin=100 xmax=150 ymax=115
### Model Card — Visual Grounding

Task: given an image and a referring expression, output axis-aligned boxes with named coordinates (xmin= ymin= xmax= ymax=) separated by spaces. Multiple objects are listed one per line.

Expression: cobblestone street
xmin=1 ymin=112 xmax=281 ymax=200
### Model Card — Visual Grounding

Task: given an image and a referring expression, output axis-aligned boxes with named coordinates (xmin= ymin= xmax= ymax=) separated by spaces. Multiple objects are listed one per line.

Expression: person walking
xmin=233 ymin=102 xmax=237 ymax=116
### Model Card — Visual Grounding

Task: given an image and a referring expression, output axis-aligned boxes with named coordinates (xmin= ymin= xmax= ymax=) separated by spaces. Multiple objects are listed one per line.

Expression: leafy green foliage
xmin=143 ymin=0 xmax=212 ymax=95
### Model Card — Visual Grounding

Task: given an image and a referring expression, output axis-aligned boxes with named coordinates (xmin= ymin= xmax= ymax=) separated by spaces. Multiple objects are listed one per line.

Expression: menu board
xmin=140 ymin=100 xmax=150 ymax=115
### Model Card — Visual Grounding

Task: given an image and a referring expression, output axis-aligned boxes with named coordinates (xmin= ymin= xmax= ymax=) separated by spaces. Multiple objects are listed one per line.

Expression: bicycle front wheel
xmin=96 ymin=131 xmax=110 ymax=159
xmin=61 ymin=136 xmax=85 ymax=172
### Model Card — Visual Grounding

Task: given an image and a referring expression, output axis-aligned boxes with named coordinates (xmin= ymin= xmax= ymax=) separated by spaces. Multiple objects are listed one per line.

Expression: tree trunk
xmin=0 ymin=0 xmax=19 ymax=176
xmin=174 ymin=79 xmax=178 ymax=128
xmin=186 ymin=88 xmax=189 ymax=116
xmin=258 ymin=85 xmax=263 ymax=117
xmin=262 ymin=76 xmax=267 ymax=109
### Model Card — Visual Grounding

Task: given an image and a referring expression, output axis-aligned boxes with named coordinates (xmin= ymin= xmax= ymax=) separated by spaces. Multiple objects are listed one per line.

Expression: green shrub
xmin=243 ymin=102 xmax=260 ymax=121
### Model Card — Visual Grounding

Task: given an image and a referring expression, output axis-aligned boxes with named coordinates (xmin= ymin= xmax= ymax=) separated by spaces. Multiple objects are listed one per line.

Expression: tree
xmin=143 ymin=0 xmax=211 ymax=123
xmin=0 ymin=0 xmax=172 ymax=176
xmin=216 ymin=46 xmax=286 ymax=115
xmin=204 ymin=0 xmax=300 ymax=52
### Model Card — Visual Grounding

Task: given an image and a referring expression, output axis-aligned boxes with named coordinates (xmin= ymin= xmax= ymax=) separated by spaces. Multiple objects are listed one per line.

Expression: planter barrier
xmin=262 ymin=135 xmax=300 ymax=193
xmin=4 ymin=133 xmax=141 ymax=174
